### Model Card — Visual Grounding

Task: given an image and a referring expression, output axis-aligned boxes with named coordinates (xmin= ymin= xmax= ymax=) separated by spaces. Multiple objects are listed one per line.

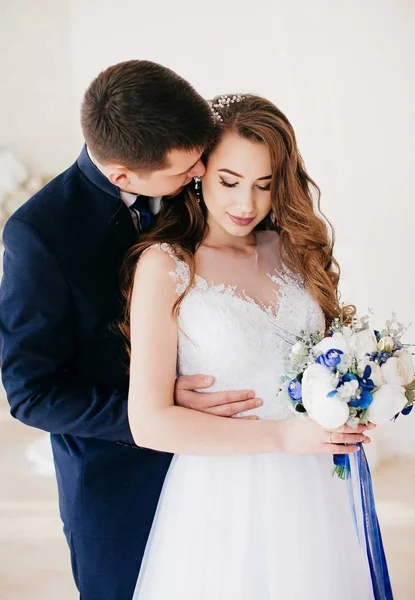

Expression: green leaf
xmin=333 ymin=465 xmax=351 ymax=480
xmin=359 ymin=409 xmax=370 ymax=425
xmin=405 ymin=388 xmax=415 ymax=404
xmin=405 ymin=379 xmax=415 ymax=392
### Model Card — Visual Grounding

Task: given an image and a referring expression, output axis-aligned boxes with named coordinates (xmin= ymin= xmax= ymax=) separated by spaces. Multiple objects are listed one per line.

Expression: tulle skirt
xmin=133 ymin=452 xmax=374 ymax=599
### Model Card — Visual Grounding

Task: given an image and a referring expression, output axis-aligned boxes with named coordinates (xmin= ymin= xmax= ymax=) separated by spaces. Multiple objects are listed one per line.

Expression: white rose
xmin=359 ymin=360 xmax=384 ymax=387
xmin=377 ymin=336 xmax=395 ymax=352
xmin=348 ymin=329 xmax=378 ymax=362
xmin=393 ymin=349 xmax=415 ymax=386
xmin=381 ymin=357 xmax=409 ymax=386
xmin=366 ymin=384 xmax=407 ymax=425
xmin=313 ymin=333 xmax=349 ymax=357
xmin=302 ymin=364 xmax=349 ymax=429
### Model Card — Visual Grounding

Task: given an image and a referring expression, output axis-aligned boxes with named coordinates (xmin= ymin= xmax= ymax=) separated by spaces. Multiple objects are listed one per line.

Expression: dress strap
xmin=144 ymin=243 xmax=190 ymax=295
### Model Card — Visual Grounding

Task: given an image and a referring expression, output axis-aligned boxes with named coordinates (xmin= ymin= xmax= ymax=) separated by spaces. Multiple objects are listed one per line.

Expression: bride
xmin=121 ymin=94 xmax=390 ymax=599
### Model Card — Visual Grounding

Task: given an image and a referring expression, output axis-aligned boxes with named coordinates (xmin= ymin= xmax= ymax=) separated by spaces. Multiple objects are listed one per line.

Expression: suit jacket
xmin=0 ymin=146 xmax=172 ymax=542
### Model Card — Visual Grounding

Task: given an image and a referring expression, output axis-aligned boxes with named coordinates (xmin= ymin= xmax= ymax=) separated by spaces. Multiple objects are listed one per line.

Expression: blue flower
xmin=287 ymin=378 xmax=302 ymax=402
xmin=349 ymin=389 xmax=373 ymax=409
xmin=341 ymin=373 xmax=358 ymax=384
xmin=360 ymin=365 xmax=375 ymax=392
xmin=348 ymin=367 xmax=375 ymax=409
xmin=316 ymin=348 xmax=344 ymax=370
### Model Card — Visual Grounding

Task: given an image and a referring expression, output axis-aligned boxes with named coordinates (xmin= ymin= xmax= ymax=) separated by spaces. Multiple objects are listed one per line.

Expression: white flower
xmin=366 ymin=384 xmax=407 ymax=425
xmin=347 ymin=415 xmax=361 ymax=428
xmin=393 ymin=349 xmax=415 ymax=386
xmin=336 ymin=379 xmax=360 ymax=401
xmin=359 ymin=360 xmax=384 ymax=387
xmin=377 ymin=336 xmax=395 ymax=352
xmin=0 ymin=150 xmax=28 ymax=201
xmin=342 ymin=326 xmax=354 ymax=340
xmin=348 ymin=329 xmax=378 ymax=362
xmin=381 ymin=357 xmax=409 ymax=386
xmin=337 ymin=352 xmax=353 ymax=375
xmin=313 ymin=333 xmax=349 ymax=357
xmin=291 ymin=341 xmax=308 ymax=359
xmin=302 ymin=364 xmax=349 ymax=429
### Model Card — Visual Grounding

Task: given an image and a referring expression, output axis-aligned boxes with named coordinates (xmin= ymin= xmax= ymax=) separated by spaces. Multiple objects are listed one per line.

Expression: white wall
xmin=69 ymin=0 xmax=414 ymax=338
xmin=0 ymin=0 xmax=79 ymax=172
xmin=1 ymin=0 xmax=414 ymax=457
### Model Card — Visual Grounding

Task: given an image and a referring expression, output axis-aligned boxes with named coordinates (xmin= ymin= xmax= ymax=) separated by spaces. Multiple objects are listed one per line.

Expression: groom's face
xmin=118 ymin=148 xmax=206 ymax=197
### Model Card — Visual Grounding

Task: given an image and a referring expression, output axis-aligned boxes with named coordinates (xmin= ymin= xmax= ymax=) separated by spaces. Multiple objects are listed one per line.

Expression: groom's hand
xmin=174 ymin=375 xmax=262 ymax=418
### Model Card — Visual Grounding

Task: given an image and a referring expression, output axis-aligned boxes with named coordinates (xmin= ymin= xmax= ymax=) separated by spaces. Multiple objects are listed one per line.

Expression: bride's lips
xmin=227 ymin=214 xmax=255 ymax=226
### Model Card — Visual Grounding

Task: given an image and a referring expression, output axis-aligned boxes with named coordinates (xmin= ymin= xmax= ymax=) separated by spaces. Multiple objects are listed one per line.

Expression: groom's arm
xmin=0 ymin=215 xmax=134 ymax=444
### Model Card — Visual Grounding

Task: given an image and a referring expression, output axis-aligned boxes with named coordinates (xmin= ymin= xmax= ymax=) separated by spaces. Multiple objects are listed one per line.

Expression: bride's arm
xmin=127 ymin=247 xmax=282 ymax=455
xmin=127 ymin=248 xmax=366 ymax=456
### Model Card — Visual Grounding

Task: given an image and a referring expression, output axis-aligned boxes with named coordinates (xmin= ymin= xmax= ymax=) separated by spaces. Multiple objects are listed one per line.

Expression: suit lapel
xmin=76 ymin=145 xmax=153 ymax=252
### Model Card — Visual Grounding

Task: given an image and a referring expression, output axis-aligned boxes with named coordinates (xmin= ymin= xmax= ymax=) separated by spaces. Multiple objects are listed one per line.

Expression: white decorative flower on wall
xmin=0 ymin=149 xmax=28 ymax=201
xmin=0 ymin=149 xmax=52 ymax=239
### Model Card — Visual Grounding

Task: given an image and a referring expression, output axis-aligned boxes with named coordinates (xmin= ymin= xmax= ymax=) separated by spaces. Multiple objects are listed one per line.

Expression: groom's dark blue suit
xmin=0 ymin=147 xmax=172 ymax=599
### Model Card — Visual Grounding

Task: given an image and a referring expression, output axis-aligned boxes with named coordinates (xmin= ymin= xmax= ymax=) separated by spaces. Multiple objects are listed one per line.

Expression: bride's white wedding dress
xmin=133 ymin=231 xmax=374 ymax=599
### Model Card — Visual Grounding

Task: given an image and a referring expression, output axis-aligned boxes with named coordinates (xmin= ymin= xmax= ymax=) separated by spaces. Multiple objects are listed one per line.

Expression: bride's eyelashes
xmin=219 ymin=178 xmax=271 ymax=192
xmin=219 ymin=179 xmax=238 ymax=188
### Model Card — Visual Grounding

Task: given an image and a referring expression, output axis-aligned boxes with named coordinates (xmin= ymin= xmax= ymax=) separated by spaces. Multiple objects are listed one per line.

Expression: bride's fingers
xmin=335 ymin=423 xmax=368 ymax=434
xmin=328 ymin=432 xmax=370 ymax=445
xmin=325 ymin=444 xmax=359 ymax=455
xmin=235 ymin=415 xmax=260 ymax=420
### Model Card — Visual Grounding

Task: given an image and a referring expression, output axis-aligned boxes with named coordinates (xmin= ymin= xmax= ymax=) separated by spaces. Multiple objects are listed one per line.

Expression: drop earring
xmin=193 ymin=177 xmax=202 ymax=203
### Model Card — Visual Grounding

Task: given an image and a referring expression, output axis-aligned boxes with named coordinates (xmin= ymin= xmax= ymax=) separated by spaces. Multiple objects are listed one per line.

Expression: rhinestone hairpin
xmin=208 ymin=94 xmax=245 ymax=122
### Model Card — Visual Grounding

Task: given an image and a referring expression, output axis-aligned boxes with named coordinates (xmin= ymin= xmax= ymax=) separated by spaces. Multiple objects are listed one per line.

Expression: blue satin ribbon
xmin=344 ymin=448 xmax=393 ymax=600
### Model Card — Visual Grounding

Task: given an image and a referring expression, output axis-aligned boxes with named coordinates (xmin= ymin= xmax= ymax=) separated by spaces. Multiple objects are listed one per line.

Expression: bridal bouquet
xmin=280 ymin=312 xmax=415 ymax=478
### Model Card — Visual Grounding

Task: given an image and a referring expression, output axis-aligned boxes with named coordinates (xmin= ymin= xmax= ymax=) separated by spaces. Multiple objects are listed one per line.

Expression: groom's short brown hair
xmin=81 ymin=60 xmax=213 ymax=172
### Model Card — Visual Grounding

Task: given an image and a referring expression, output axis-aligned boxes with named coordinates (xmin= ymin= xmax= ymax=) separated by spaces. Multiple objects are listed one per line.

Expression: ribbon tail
xmin=348 ymin=447 xmax=393 ymax=600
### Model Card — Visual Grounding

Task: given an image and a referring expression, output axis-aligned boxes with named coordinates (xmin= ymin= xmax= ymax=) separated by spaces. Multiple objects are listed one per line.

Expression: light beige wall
xmin=0 ymin=0 xmax=81 ymax=173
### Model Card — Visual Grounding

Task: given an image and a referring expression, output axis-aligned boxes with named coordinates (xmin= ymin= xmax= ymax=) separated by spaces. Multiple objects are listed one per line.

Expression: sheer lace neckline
xmin=159 ymin=230 xmax=303 ymax=328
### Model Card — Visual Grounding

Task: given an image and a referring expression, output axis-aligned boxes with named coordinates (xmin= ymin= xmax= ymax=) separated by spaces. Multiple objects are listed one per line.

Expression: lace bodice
xmin=155 ymin=232 xmax=324 ymax=420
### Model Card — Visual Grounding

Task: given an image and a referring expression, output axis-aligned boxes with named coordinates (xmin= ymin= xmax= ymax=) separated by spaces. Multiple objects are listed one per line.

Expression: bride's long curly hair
xmin=120 ymin=94 xmax=352 ymax=344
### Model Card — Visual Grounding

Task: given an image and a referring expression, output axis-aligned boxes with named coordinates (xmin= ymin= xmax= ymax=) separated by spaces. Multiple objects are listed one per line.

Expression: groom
xmin=0 ymin=60 xmax=260 ymax=599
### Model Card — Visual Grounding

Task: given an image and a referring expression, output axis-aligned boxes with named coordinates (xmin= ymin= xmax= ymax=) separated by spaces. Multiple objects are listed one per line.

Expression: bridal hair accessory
xmin=193 ymin=177 xmax=202 ymax=203
xmin=208 ymin=95 xmax=245 ymax=122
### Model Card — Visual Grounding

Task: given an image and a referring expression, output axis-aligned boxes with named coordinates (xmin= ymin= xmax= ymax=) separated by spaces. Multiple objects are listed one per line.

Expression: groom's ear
xmin=107 ymin=165 xmax=130 ymax=189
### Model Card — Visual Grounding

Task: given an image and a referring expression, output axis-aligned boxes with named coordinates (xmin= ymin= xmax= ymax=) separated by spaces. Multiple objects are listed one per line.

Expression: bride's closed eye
xmin=219 ymin=179 xmax=271 ymax=192
xmin=219 ymin=179 xmax=238 ymax=189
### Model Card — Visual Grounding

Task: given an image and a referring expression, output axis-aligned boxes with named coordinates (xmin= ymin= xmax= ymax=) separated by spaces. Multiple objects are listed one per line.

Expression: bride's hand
xmin=280 ymin=418 xmax=373 ymax=455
